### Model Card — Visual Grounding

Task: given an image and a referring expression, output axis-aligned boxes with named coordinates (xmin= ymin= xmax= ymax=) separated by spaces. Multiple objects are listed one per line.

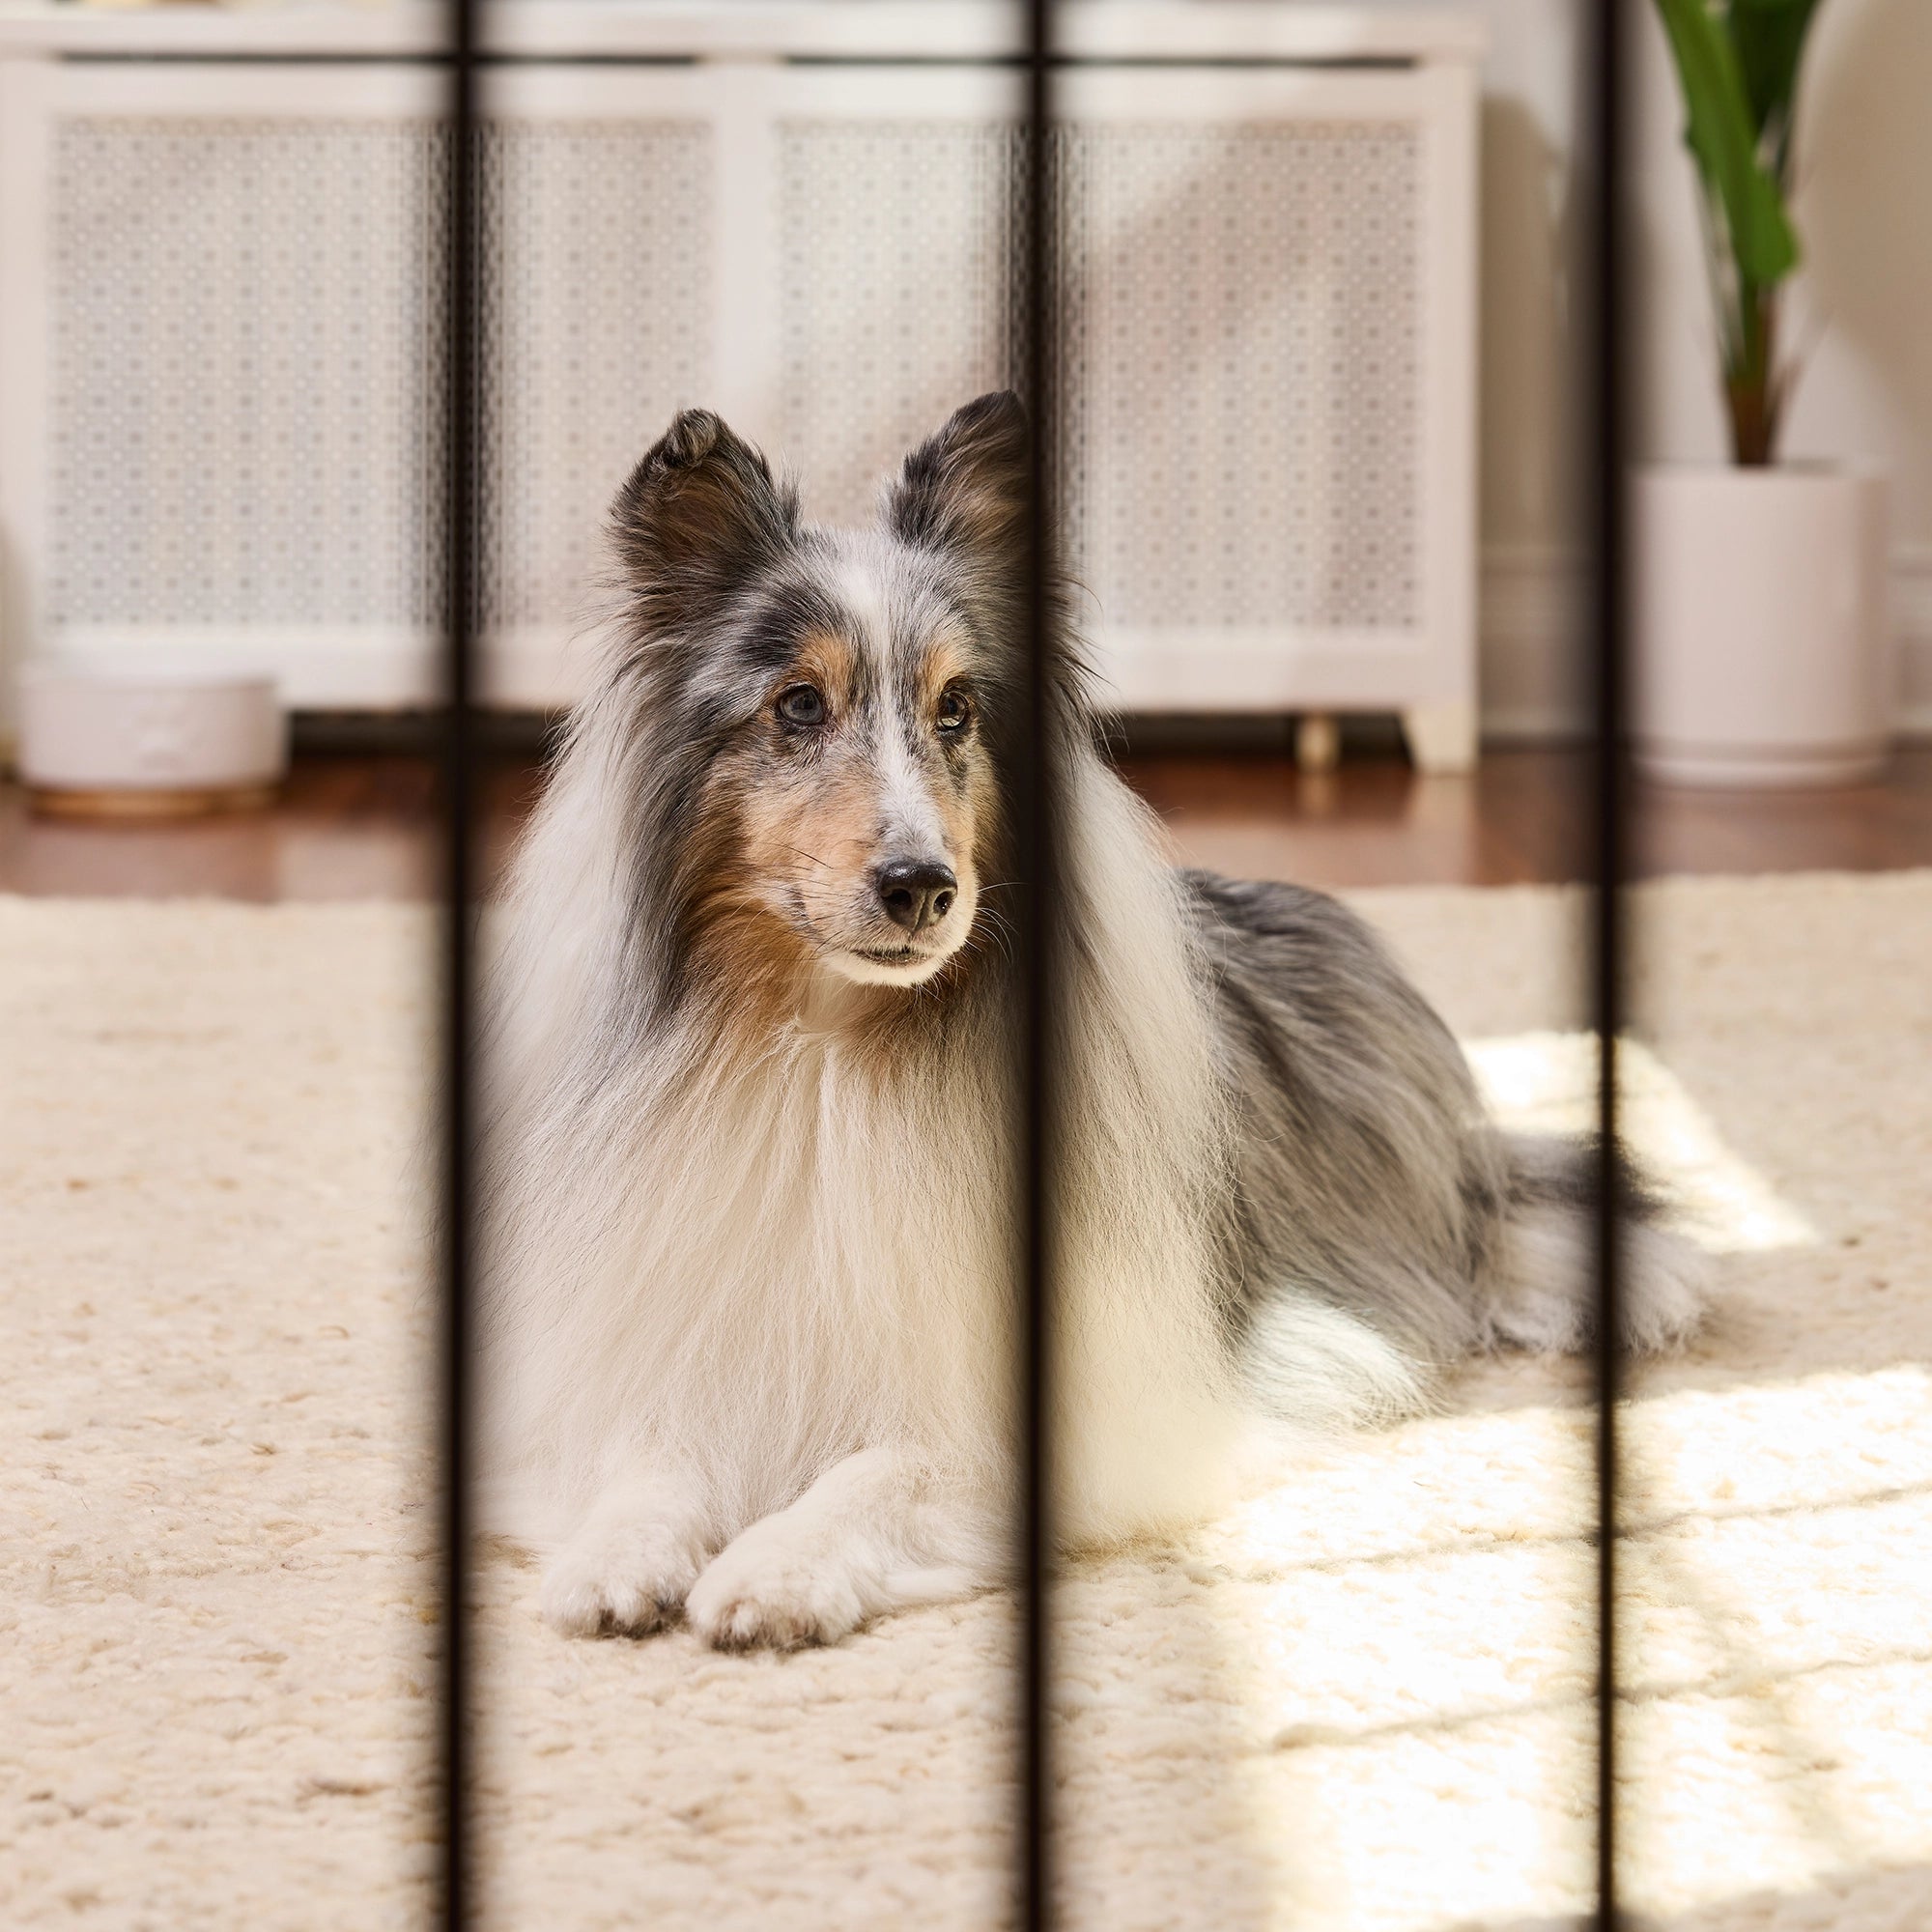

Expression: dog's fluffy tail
xmin=1238 ymin=1132 xmax=1708 ymax=1435
xmin=1481 ymin=1132 xmax=1709 ymax=1356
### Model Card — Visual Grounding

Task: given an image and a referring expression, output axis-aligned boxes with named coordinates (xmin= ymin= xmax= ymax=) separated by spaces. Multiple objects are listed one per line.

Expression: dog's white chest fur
xmin=485 ymin=1016 xmax=1018 ymax=1529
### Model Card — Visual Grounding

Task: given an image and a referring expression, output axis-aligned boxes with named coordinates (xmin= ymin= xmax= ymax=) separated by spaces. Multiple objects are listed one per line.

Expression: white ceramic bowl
xmin=19 ymin=663 xmax=288 ymax=815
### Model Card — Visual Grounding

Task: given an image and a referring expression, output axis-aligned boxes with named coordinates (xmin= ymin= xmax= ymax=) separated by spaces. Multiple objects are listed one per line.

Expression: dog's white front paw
xmin=540 ymin=1510 xmax=706 ymax=1638
xmin=683 ymin=1519 xmax=869 ymax=1652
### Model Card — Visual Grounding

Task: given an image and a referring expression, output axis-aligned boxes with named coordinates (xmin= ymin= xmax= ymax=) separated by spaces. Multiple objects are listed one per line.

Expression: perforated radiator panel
xmin=778 ymin=121 xmax=1021 ymax=530
xmin=1061 ymin=122 xmax=1422 ymax=634
xmin=776 ymin=117 xmax=1424 ymax=635
xmin=49 ymin=119 xmax=446 ymax=632
xmin=480 ymin=121 xmax=713 ymax=632
xmin=46 ymin=116 xmax=713 ymax=639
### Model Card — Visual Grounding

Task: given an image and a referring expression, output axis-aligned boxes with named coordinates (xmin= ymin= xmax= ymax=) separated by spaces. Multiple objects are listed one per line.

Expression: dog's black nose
xmin=875 ymin=859 xmax=957 ymax=933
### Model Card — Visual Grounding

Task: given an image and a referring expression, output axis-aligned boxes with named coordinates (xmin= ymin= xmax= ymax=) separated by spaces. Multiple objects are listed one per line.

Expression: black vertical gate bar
xmin=1018 ymin=1 xmax=1057 ymax=1928
xmin=439 ymin=0 xmax=480 ymax=1918
xmin=1586 ymin=1 xmax=1629 ymax=1927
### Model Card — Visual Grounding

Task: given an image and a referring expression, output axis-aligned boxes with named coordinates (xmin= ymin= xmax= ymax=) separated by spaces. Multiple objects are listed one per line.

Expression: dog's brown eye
xmin=776 ymin=684 xmax=827 ymax=727
xmin=936 ymin=689 xmax=971 ymax=734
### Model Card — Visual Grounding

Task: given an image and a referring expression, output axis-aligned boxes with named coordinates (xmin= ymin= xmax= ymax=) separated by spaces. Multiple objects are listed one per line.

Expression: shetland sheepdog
xmin=476 ymin=393 xmax=1705 ymax=1649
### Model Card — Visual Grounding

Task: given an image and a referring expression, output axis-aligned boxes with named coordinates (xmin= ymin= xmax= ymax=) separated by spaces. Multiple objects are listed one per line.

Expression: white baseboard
xmin=1479 ymin=543 xmax=1932 ymax=744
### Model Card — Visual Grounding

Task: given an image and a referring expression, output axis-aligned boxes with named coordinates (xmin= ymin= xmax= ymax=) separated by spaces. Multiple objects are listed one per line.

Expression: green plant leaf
xmin=1653 ymin=0 xmax=1801 ymax=285
xmin=1731 ymin=0 xmax=1827 ymax=176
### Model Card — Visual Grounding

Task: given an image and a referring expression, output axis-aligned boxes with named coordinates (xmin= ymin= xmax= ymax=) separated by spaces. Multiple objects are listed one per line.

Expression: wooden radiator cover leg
xmin=1294 ymin=712 xmax=1342 ymax=774
xmin=1402 ymin=702 xmax=1479 ymax=774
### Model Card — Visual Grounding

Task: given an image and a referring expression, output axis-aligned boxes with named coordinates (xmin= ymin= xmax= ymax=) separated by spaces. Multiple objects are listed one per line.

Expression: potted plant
xmin=1634 ymin=0 xmax=1890 ymax=786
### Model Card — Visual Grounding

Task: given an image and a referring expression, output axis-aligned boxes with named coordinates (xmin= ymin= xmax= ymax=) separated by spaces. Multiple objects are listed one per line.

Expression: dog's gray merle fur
xmin=1192 ymin=871 xmax=1699 ymax=1420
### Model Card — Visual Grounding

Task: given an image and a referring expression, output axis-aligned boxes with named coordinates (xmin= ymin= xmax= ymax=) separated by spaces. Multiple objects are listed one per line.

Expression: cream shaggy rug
xmin=4 ymin=874 xmax=1929 ymax=1932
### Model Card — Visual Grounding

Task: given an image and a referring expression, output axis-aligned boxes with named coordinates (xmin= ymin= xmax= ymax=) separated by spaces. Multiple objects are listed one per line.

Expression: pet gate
xmin=0 ymin=1 xmax=1641 ymax=1924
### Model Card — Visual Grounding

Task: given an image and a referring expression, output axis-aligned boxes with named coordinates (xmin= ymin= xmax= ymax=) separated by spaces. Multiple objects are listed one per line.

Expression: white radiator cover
xmin=0 ymin=5 xmax=1480 ymax=731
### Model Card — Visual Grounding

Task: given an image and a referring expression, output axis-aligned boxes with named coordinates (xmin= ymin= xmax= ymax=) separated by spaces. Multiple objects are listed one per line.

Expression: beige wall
xmin=1369 ymin=0 xmax=1932 ymax=732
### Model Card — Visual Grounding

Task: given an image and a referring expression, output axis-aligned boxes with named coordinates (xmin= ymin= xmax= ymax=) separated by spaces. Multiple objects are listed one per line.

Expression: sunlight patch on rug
xmin=1203 ymin=1363 xmax=1932 ymax=1931
xmin=1466 ymin=1031 xmax=1820 ymax=1253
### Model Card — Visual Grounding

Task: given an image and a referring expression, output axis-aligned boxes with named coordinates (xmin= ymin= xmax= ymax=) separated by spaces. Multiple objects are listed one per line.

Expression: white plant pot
xmin=1633 ymin=468 xmax=1891 ymax=788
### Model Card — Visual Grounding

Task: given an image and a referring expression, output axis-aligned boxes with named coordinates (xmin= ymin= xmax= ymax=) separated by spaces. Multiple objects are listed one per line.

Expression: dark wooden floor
xmin=4 ymin=745 xmax=1930 ymax=901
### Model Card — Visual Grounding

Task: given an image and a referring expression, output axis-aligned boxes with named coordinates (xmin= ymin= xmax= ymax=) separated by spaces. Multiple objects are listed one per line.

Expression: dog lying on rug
xmin=475 ymin=393 xmax=1706 ymax=1649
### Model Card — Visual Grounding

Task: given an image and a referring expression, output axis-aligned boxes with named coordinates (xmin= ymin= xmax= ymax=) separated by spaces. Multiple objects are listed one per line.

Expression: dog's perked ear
xmin=886 ymin=390 xmax=1029 ymax=573
xmin=609 ymin=410 xmax=800 ymax=636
